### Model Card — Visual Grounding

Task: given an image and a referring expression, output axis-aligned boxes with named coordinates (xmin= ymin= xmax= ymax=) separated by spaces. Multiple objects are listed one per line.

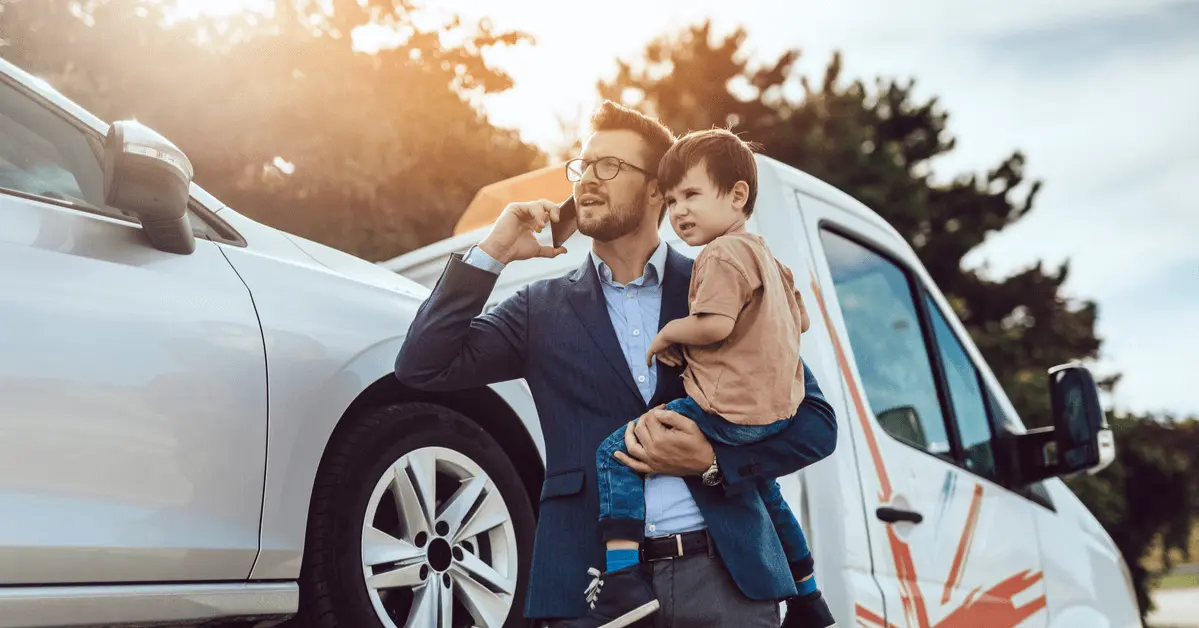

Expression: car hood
xmin=282 ymin=233 xmax=430 ymax=300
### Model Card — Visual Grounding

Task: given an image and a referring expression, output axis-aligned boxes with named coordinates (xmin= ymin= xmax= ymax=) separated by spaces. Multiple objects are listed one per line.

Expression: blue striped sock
xmin=606 ymin=548 xmax=639 ymax=573
xmin=796 ymin=574 xmax=819 ymax=597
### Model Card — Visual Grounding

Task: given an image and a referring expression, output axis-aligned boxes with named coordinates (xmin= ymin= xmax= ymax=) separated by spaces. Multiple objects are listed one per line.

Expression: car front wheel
xmin=299 ymin=402 xmax=536 ymax=628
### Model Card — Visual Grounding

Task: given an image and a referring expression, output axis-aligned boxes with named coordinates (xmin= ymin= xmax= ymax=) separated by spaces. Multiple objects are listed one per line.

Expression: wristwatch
xmin=702 ymin=455 xmax=723 ymax=487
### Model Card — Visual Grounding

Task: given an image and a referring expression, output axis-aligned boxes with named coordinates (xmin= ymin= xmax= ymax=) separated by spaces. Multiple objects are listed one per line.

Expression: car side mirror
xmin=1009 ymin=362 xmax=1115 ymax=484
xmin=103 ymin=120 xmax=196 ymax=254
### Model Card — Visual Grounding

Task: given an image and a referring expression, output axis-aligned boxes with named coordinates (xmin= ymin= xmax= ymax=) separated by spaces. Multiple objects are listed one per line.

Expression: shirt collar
xmin=591 ymin=240 xmax=669 ymax=289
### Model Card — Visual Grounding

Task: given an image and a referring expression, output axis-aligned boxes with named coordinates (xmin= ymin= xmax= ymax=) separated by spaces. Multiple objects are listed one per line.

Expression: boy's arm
xmin=647 ymin=253 xmax=751 ymax=364
xmin=711 ymin=362 xmax=837 ymax=494
xmin=657 ymin=313 xmax=736 ymax=347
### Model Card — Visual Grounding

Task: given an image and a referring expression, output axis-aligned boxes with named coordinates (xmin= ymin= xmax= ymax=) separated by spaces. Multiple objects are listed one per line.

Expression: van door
xmin=796 ymin=193 xmax=1049 ymax=628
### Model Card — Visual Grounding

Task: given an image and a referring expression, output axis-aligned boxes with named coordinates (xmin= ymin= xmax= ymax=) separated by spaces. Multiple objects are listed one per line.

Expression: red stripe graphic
xmin=942 ymin=484 xmax=985 ymax=604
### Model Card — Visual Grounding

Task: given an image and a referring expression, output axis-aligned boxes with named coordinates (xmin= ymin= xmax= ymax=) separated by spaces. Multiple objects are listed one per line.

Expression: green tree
xmin=0 ymin=0 xmax=543 ymax=260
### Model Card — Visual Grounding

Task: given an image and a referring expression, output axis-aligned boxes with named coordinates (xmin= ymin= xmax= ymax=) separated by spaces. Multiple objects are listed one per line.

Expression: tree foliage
xmin=0 ymin=0 xmax=543 ymax=260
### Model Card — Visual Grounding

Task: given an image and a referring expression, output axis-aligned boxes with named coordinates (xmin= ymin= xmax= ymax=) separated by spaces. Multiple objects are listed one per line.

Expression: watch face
xmin=703 ymin=469 xmax=719 ymax=486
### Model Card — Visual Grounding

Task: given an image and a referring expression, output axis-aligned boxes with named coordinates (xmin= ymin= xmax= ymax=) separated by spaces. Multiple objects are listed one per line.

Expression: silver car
xmin=0 ymin=56 xmax=544 ymax=628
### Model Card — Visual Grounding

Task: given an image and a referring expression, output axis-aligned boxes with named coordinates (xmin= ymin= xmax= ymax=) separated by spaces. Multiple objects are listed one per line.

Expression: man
xmin=395 ymin=101 xmax=837 ymax=627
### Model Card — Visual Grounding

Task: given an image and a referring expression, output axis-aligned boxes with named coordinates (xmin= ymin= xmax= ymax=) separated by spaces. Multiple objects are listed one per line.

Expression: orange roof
xmin=454 ymin=164 xmax=573 ymax=235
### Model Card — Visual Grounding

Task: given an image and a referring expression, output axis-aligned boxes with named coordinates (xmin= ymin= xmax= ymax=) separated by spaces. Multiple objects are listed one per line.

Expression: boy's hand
xmin=646 ymin=333 xmax=683 ymax=367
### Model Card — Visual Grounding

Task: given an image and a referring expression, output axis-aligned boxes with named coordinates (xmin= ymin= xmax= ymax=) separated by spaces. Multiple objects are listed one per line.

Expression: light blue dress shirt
xmin=463 ymin=244 xmax=706 ymax=537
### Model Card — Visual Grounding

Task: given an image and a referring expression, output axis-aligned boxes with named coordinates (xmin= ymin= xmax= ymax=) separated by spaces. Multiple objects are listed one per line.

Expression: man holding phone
xmin=395 ymin=101 xmax=837 ymax=627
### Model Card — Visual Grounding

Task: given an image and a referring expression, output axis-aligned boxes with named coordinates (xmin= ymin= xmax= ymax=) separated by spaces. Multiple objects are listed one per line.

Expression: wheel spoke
xmin=408 ymin=582 xmax=439 ymax=627
xmin=438 ymin=475 xmax=488 ymax=538
xmin=452 ymin=485 xmax=508 ymax=545
xmin=453 ymin=548 xmax=516 ymax=594
xmin=389 ymin=461 xmax=430 ymax=540
xmin=439 ymin=576 xmax=454 ymax=628
xmin=450 ymin=566 xmax=512 ymax=628
xmin=367 ymin=562 xmax=426 ymax=591
xmin=363 ymin=526 xmax=424 ymax=567
xmin=407 ymin=449 xmax=439 ymax=529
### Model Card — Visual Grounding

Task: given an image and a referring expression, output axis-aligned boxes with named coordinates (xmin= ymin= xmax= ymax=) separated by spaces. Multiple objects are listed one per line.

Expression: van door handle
xmin=876 ymin=507 xmax=924 ymax=524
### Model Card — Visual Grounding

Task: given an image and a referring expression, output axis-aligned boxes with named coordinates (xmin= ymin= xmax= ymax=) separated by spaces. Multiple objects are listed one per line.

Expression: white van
xmin=384 ymin=155 xmax=1140 ymax=628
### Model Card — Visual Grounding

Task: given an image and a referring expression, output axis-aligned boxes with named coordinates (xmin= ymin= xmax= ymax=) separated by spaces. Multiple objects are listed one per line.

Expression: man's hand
xmin=614 ymin=407 xmax=714 ymax=476
xmin=478 ymin=199 xmax=568 ymax=264
xmin=645 ymin=332 xmax=683 ymax=367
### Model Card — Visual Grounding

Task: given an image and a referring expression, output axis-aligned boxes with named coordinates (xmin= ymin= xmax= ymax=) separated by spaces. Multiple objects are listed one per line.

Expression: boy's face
xmin=663 ymin=162 xmax=748 ymax=247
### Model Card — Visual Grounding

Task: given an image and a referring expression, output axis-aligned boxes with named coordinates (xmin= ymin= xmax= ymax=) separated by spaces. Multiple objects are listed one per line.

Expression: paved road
xmin=1149 ymin=587 xmax=1199 ymax=627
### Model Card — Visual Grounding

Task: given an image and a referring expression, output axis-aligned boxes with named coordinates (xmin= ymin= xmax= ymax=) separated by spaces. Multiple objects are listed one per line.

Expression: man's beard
xmin=578 ymin=187 xmax=647 ymax=242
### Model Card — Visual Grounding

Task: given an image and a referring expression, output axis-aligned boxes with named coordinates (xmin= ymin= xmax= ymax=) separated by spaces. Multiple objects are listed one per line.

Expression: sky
xmin=177 ymin=0 xmax=1199 ymax=416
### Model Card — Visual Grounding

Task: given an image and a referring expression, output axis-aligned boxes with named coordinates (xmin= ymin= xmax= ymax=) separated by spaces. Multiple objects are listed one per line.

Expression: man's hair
xmin=589 ymin=100 xmax=676 ymax=179
xmin=658 ymin=128 xmax=759 ymax=217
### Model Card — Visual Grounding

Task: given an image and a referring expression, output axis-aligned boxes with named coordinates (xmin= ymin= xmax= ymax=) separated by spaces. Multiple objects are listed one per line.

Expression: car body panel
xmin=0 ymin=193 xmax=266 ymax=582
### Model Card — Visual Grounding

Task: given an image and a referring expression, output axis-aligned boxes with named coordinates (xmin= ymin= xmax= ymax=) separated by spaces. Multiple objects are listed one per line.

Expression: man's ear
xmin=731 ymin=180 xmax=750 ymax=210
xmin=647 ymin=178 xmax=663 ymax=201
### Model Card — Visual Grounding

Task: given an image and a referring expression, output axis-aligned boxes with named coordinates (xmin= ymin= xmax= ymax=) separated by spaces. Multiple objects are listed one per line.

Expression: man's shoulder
xmin=518 ymin=264 xmax=584 ymax=296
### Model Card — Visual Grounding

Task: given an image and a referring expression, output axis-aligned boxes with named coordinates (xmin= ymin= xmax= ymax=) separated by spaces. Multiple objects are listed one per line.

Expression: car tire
xmin=298 ymin=402 xmax=536 ymax=628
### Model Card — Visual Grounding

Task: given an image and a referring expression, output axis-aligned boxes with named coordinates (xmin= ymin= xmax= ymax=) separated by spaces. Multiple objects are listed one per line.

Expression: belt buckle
xmin=644 ymin=533 xmax=685 ymax=562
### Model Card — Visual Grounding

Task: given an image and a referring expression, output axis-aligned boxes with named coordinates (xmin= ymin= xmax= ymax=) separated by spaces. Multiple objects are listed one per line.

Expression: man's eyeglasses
xmin=565 ymin=157 xmax=653 ymax=182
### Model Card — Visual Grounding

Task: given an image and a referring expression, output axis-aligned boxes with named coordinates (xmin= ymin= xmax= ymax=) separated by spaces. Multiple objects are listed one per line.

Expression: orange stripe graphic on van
xmin=808 ymin=269 xmax=1045 ymax=628
xmin=808 ymin=273 xmax=892 ymax=502
xmin=942 ymin=484 xmax=984 ymax=604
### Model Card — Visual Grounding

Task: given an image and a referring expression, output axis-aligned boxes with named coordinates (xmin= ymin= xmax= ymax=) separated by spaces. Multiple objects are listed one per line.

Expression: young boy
xmin=571 ymin=129 xmax=837 ymax=628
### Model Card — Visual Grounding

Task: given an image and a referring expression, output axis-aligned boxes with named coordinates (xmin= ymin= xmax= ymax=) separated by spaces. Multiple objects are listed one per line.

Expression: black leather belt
xmin=640 ymin=529 xmax=713 ymax=562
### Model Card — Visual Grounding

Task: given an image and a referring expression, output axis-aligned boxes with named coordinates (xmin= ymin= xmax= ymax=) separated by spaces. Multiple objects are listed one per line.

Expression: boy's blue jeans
xmin=596 ymin=397 xmax=816 ymax=585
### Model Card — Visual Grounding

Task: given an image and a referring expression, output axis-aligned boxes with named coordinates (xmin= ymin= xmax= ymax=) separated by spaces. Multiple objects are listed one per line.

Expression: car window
xmin=925 ymin=293 xmax=997 ymax=478
xmin=821 ymin=229 xmax=953 ymax=458
xmin=0 ymin=79 xmax=117 ymax=215
xmin=0 ymin=78 xmax=219 ymax=239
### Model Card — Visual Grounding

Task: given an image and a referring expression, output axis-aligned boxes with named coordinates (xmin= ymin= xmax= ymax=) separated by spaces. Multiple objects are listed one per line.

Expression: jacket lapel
xmin=650 ymin=247 xmax=694 ymax=406
xmin=566 ymin=257 xmax=643 ymax=402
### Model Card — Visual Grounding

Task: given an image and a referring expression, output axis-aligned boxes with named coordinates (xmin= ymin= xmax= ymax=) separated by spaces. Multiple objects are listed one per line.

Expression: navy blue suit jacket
xmin=395 ymin=246 xmax=838 ymax=619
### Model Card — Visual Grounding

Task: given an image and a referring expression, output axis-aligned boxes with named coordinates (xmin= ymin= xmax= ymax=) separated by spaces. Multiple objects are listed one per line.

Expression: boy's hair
xmin=589 ymin=100 xmax=676 ymax=180
xmin=658 ymin=128 xmax=759 ymax=217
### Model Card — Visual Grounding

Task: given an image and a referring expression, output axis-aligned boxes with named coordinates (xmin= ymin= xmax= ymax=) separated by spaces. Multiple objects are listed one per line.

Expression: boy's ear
xmin=731 ymin=180 xmax=750 ymax=210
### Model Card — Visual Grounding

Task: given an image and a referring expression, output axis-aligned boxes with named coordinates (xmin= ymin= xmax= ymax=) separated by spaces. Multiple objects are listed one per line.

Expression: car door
xmin=0 ymin=75 xmax=267 ymax=583
xmin=798 ymin=193 xmax=1049 ymax=628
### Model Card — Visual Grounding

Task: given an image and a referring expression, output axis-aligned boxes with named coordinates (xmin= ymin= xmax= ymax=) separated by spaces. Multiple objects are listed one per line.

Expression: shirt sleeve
xmin=462 ymin=245 xmax=507 ymax=275
xmin=689 ymin=253 xmax=757 ymax=321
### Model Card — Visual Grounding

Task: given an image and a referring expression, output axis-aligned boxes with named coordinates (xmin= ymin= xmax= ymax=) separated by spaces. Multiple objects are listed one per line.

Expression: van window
xmin=821 ymin=229 xmax=953 ymax=458
xmin=925 ymin=293 xmax=997 ymax=478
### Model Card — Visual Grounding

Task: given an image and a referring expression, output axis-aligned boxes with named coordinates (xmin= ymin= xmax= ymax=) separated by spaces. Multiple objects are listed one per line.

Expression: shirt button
xmin=626 ymin=292 xmax=635 ymax=299
xmin=632 ymin=329 xmax=641 ymax=336
xmin=638 ymin=375 xmax=646 ymax=383
xmin=648 ymin=524 xmax=657 ymax=532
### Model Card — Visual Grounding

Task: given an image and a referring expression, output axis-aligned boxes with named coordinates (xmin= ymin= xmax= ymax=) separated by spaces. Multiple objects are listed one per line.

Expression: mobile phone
xmin=552 ymin=195 xmax=578 ymax=249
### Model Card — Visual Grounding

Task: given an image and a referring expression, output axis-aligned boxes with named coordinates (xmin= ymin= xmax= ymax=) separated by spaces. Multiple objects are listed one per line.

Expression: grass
xmin=1156 ymin=570 xmax=1199 ymax=591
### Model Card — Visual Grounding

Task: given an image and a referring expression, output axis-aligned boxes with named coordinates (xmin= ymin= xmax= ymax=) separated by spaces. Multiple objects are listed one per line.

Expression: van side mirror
xmin=103 ymin=120 xmax=196 ymax=254
xmin=1009 ymin=362 xmax=1115 ymax=484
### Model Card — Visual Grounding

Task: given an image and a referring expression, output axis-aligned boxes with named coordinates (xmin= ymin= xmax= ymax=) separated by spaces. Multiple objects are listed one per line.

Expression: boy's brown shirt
xmin=681 ymin=227 xmax=809 ymax=426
